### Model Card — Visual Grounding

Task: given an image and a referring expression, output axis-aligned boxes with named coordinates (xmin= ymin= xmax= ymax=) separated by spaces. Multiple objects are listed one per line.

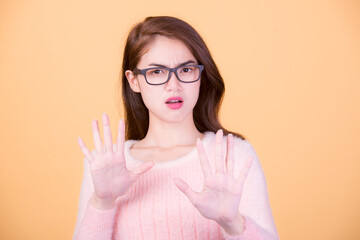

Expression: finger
xmin=92 ymin=120 xmax=103 ymax=153
xmin=102 ymin=112 xmax=113 ymax=153
xmin=215 ymin=129 xmax=225 ymax=173
xmin=114 ymin=195 xmax=129 ymax=206
xmin=226 ymin=134 xmax=235 ymax=177
xmin=78 ymin=137 xmax=95 ymax=162
xmin=116 ymin=119 xmax=125 ymax=154
xmin=130 ymin=161 xmax=155 ymax=180
xmin=173 ymin=178 xmax=199 ymax=206
xmin=236 ymin=156 xmax=254 ymax=188
xmin=196 ymin=138 xmax=212 ymax=178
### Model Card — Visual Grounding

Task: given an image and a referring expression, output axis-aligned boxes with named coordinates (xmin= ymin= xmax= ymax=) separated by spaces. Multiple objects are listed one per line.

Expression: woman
xmin=73 ymin=16 xmax=279 ymax=240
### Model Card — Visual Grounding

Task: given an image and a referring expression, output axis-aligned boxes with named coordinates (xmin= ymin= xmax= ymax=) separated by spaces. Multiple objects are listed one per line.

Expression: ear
xmin=125 ymin=70 xmax=141 ymax=93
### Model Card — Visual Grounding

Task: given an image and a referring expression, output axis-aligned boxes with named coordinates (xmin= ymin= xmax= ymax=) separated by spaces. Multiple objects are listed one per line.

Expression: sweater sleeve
xmin=220 ymin=139 xmax=279 ymax=240
xmin=72 ymin=152 xmax=118 ymax=240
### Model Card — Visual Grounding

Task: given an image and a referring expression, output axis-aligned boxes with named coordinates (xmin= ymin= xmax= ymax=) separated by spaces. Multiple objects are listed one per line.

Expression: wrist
xmin=218 ymin=213 xmax=246 ymax=236
xmin=91 ymin=193 xmax=116 ymax=210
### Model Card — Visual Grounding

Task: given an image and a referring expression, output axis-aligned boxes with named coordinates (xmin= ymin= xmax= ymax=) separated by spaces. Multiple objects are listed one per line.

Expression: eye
xmin=180 ymin=66 xmax=194 ymax=73
xmin=149 ymin=69 xmax=165 ymax=75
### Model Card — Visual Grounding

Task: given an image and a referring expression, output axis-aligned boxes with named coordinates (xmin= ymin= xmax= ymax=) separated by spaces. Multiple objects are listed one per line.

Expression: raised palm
xmin=78 ymin=113 xmax=154 ymax=206
xmin=174 ymin=130 xmax=253 ymax=223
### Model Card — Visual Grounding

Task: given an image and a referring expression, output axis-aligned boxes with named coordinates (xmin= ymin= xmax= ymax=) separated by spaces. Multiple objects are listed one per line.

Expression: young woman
xmin=73 ymin=16 xmax=279 ymax=240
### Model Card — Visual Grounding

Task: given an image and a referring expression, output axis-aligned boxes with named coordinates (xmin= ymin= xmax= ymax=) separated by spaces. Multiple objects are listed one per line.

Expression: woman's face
xmin=126 ymin=36 xmax=201 ymax=125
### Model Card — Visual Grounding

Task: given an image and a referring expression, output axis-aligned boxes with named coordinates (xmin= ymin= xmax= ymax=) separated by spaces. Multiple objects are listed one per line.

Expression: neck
xmin=140 ymin=113 xmax=203 ymax=149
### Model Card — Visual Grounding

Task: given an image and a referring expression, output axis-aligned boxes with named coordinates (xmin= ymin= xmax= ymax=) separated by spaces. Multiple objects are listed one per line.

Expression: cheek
xmin=194 ymin=81 xmax=201 ymax=98
xmin=187 ymin=82 xmax=201 ymax=104
xmin=138 ymin=84 xmax=161 ymax=108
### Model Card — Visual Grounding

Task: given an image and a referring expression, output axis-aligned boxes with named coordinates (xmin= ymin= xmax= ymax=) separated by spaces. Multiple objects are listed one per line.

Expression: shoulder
xmin=203 ymin=130 xmax=258 ymax=156
xmin=233 ymin=136 xmax=259 ymax=160
xmin=223 ymin=133 xmax=265 ymax=182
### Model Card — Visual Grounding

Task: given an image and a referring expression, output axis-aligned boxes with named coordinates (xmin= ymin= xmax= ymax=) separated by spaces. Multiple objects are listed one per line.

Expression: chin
xmin=153 ymin=110 xmax=193 ymax=124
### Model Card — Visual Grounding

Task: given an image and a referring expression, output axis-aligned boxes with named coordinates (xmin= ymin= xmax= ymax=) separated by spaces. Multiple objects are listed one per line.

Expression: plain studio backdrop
xmin=0 ymin=0 xmax=359 ymax=239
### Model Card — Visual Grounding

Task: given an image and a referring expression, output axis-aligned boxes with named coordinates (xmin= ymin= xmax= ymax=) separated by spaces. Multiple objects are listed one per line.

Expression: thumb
xmin=173 ymin=178 xmax=199 ymax=206
xmin=131 ymin=161 xmax=155 ymax=180
xmin=114 ymin=194 xmax=129 ymax=206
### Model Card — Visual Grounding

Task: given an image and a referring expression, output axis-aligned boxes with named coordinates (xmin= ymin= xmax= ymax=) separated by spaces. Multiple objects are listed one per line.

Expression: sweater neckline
xmin=124 ymin=131 xmax=214 ymax=169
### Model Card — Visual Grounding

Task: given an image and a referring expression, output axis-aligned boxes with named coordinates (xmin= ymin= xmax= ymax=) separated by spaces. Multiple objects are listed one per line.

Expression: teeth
xmin=167 ymin=100 xmax=182 ymax=103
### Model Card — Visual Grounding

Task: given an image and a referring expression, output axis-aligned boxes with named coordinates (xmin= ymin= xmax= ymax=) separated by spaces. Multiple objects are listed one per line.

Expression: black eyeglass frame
xmin=133 ymin=64 xmax=204 ymax=86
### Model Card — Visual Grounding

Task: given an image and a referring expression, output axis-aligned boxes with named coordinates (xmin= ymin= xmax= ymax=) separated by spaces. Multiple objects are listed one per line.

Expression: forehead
xmin=137 ymin=36 xmax=197 ymax=67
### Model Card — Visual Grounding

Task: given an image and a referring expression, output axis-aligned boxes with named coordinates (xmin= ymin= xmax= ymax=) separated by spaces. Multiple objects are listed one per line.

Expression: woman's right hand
xmin=77 ymin=113 xmax=154 ymax=210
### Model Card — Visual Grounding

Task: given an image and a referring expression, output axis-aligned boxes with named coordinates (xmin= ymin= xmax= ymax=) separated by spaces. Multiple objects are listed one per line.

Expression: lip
xmin=165 ymin=97 xmax=183 ymax=110
xmin=165 ymin=97 xmax=183 ymax=103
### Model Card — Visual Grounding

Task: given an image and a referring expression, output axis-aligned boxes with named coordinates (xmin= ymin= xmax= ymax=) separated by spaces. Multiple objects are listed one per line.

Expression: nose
xmin=165 ymin=71 xmax=182 ymax=92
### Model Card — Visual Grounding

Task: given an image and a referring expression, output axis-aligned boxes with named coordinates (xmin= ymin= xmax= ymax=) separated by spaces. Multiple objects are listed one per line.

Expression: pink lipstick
xmin=165 ymin=97 xmax=183 ymax=110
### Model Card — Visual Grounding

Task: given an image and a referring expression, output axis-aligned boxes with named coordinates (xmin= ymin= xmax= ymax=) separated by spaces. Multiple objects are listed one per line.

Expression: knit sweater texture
xmin=73 ymin=131 xmax=279 ymax=240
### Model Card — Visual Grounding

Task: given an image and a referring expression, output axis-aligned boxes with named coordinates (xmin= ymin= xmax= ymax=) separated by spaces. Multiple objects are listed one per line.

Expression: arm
xmin=173 ymin=131 xmax=279 ymax=240
xmin=72 ymin=157 xmax=118 ymax=240
xmin=220 ymin=140 xmax=279 ymax=240
xmin=73 ymin=115 xmax=154 ymax=240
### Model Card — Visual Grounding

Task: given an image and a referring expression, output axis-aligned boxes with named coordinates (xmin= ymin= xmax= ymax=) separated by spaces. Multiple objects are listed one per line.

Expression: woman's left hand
xmin=174 ymin=130 xmax=253 ymax=227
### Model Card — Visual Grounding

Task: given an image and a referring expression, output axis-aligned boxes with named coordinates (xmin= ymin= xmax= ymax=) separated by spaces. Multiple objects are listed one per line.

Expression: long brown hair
xmin=120 ymin=16 xmax=245 ymax=140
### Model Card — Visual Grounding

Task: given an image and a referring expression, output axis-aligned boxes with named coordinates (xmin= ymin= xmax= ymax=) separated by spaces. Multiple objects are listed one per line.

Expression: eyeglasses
xmin=133 ymin=64 xmax=204 ymax=85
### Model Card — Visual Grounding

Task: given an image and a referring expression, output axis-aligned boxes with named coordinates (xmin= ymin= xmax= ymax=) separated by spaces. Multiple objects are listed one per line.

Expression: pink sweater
xmin=73 ymin=131 xmax=279 ymax=240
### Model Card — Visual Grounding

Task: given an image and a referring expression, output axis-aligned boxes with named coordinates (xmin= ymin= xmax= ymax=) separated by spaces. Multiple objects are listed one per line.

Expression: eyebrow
xmin=148 ymin=60 xmax=195 ymax=68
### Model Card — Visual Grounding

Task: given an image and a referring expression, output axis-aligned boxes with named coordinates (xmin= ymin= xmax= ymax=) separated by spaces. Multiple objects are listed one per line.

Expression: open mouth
xmin=166 ymin=99 xmax=183 ymax=104
xmin=165 ymin=97 xmax=184 ymax=109
xmin=165 ymin=97 xmax=183 ymax=104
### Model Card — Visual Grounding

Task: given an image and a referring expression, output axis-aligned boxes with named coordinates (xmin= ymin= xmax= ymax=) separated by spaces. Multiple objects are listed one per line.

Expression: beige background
xmin=1 ymin=0 xmax=359 ymax=239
